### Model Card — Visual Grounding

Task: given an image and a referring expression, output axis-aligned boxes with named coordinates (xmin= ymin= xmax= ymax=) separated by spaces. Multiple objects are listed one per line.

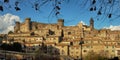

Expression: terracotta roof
xmin=62 ymin=39 xmax=81 ymax=42
xmin=44 ymin=42 xmax=55 ymax=44
xmin=11 ymin=36 xmax=43 ymax=38
xmin=115 ymin=45 xmax=120 ymax=48
xmin=46 ymin=35 xmax=60 ymax=38
xmin=56 ymin=43 xmax=69 ymax=46
xmin=62 ymin=40 xmax=73 ymax=42
xmin=102 ymin=40 xmax=118 ymax=42
xmin=24 ymin=42 xmax=42 ymax=44
xmin=9 ymin=32 xmax=30 ymax=35
xmin=70 ymin=45 xmax=80 ymax=47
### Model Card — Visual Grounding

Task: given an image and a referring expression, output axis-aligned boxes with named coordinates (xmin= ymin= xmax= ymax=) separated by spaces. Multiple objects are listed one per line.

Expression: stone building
xmin=3 ymin=18 xmax=120 ymax=59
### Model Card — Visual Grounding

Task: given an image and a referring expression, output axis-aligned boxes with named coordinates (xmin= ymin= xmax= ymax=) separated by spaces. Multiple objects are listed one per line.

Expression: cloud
xmin=0 ymin=13 xmax=21 ymax=34
xmin=70 ymin=21 xmax=87 ymax=26
xmin=103 ymin=25 xmax=120 ymax=31
xmin=80 ymin=21 xmax=87 ymax=25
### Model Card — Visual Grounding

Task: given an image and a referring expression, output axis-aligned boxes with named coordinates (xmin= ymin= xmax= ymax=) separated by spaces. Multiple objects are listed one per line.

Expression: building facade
xmin=3 ymin=18 xmax=120 ymax=59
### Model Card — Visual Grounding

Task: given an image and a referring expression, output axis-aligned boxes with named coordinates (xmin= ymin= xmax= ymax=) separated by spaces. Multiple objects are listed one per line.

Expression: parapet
xmin=57 ymin=19 xmax=64 ymax=27
xmin=15 ymin=21 xmax=20 ymax=24
xmin=25 ymin=18 xmax=31 ymax=23
xmin=25 ymin=18 xmax=31 ymax=21
xmin=58 ymin=19 xmax=64 ymax=22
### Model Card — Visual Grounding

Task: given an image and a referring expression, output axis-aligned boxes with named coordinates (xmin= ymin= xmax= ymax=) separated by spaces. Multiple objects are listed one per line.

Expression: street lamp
xmin=79 ymin=38 xmax=84 ymax=60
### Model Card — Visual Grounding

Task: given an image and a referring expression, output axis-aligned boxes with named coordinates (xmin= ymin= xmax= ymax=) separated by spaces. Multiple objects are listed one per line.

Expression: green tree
xmin=8 ymin=31 xmax=13 ymax=34
xmin=0 ymin=0 xmax=120 ymax=19
xmin=0 ymin=43 xmax=12 ymax=50
xmin=0 ymin=42 xmax=22 ymax=52
xmin=84 ymin=51 xmax=108 ymax=60
xmin=34 ymin=45 xmax=60 ymax=60
xmin=12 ymin=42 xmax=22 ymax=52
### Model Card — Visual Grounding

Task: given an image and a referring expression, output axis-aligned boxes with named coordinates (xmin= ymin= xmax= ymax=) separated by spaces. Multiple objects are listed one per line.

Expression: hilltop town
xmin=1 ymin=18 xmax=120 ymax=60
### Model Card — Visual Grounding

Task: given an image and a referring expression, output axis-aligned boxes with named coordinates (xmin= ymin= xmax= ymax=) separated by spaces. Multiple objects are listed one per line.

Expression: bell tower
xmin=90 ymin=18 xmax=94 ymax=30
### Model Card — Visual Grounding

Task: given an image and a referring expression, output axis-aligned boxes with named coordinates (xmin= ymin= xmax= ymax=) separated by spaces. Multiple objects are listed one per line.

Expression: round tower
xmin=14 ymin=22 xmax=20 ymax=33
xmin=90 ymin=18 xmax=94 ymax=30
xmin=78 ymin=22 xmax=83 ymax=29
xmin=25 ymin=18 xmax=31 ymax=32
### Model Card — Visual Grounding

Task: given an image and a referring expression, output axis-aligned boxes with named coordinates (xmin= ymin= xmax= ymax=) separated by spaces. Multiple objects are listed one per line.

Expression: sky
xmin=0 ymin=0 xmax=120 ymax=34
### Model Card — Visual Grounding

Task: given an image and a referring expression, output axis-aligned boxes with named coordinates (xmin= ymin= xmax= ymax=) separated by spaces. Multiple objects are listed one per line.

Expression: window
xmin=83 ymin=50 xmax=87 ymax=52
xmin=76 ymin=52 xmax=78 ymax=54
xmin=91 ymin=41 xmax=93 ymax=43
xmin=112 ymin=46 xmax=114 ymax=48
xmin=118 ymin=43 xmax=120 ymax=45
xmin=68 ymin=32 xmax=71 ymax=35
xmin=105 ymin=50 xmax=109 ymax=52
xmin=61 ymin=50 xmax=65 ymax=55
xmin=76 ymin=47 xmax=79 ymax=49
xmin=85 ymin=41 xmax=88 ymax=43
xmin=91 ymin=46 xmax=93 ymax=48
xmin=86 ymin=46 xmax=90 ymax=48
xmin=112 ymin=50 xmax=115 ymax=52
xmin=71 ymin=52 xmax=73 ymax=54
xmin=91 ymin=50 xmax=94 ymax=52
xmin=62 ymin=46 xmax=64 ymax=48
xmin=49 ymin=30 xmax=55 ymax=35
xmin=77 ymin=56 xmax=79 ymax=58
xmin=117 ymin=50 xmax=120 ymax=55
xmin=98 ymin=41 xmax=100 ymax=43
xmin=106 ymin=46 xmax=108 ymax=48
xmin=71 ymin=47 xmax=74 ymax=49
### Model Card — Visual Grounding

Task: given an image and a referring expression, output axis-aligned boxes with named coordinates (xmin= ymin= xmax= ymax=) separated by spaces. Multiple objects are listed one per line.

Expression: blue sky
xmin=0 ymin=0 xmax=120 ymax=33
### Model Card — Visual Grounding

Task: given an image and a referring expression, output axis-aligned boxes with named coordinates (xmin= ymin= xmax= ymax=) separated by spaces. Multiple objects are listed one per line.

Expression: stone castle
xmin=3 ymin=18 xmax=120 ymax=59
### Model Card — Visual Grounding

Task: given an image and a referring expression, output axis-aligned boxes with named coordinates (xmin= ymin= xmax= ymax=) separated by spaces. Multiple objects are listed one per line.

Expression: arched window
xmin=68 ymin=32 xmax=71 ymax=35
xmin=61 ymin=50 xmax=65 ymax=55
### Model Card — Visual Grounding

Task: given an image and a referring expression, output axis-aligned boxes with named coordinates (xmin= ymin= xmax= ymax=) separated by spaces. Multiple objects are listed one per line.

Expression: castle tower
xmin=90 ymin=18 xmax=94 ymax=30
xmin=14 ymin=22 xmax=20 ymax=33
xmin=25 ymin=18 xmax=31 ymax=32
xmin=77 ymin=22 xmax=83 ymax=29
xmin=58 ymin=19 xmax=64 ymax=28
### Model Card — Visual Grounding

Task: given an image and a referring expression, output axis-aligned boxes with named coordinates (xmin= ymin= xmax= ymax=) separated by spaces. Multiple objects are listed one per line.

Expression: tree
xmin=8 ymin=31 xmax=13 ymax=34
xmin=0 ymin=42 xmax=22 ymax=52
xmin=0 ymin=0 xmax=62 ymax=16
xmin=0 ymin=43 xmax=10 ymax=50
xmin=84 ymin=51 xmax=108 ymax=60
xmin=12 ymin=42 xmax=22 ymax=52
xmin=0 ymin=0 xmax=120 ymax=20
xmin=34 ymin=44 xmax=60 ymax=60
xmin=0 ymin=37 xmax=3 ymax=43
